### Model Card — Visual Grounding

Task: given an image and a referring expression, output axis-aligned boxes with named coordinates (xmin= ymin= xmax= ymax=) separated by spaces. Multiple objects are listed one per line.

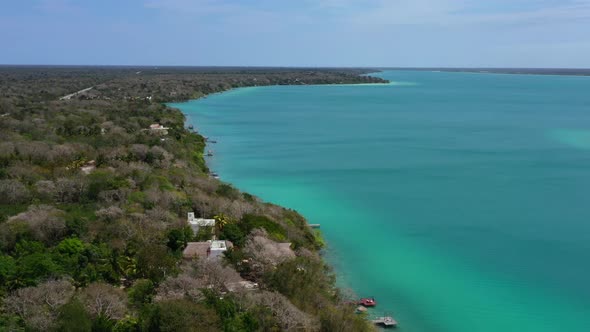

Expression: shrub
xmin=140 ymin=299 xmax=220 ymax=332
xmin=240 ymin=214 xmax=287 ymax=242
xmin=128 ymin=279 xmax=155 ymax=308
xmin=216 ymin=184 xmax=239 ymax=199
xmin=54 ymin=299 xmax=92 ymax=332
xmin=0 ymin=180 xmax=30 ymax=204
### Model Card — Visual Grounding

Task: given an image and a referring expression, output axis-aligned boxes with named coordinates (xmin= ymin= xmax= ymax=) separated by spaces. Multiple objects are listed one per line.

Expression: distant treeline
xmin=383 ymin=67 xmax=590 ymax=76
xmin=0 ymin=66 xmax=388 ymax=103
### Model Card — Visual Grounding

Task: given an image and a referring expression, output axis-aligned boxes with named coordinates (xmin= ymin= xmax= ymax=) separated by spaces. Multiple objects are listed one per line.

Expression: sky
xmin=1 ymin=0 xmax=590 ymax=67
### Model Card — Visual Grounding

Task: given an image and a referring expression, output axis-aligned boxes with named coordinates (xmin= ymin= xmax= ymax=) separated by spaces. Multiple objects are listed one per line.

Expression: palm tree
xmin=213 ymin=213 xmax=230 ymax=238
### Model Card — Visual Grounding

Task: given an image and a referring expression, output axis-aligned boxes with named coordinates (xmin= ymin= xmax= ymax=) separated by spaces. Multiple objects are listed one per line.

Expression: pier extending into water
xmin=372 ymin=316 xmax=397 ymax=328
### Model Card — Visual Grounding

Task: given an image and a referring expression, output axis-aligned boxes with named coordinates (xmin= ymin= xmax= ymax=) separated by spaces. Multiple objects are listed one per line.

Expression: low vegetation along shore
xmin=0 ymin=67 xmax=388 ymax=331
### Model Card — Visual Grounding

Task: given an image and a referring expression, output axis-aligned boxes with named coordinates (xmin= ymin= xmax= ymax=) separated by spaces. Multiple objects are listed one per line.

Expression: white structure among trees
xmin=187 ymin=212 xmax=215 ymax=234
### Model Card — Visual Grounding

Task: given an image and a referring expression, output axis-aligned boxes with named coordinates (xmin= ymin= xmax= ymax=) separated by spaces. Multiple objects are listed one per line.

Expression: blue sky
xmin=1 ymin=0 xmax=589 ymax=67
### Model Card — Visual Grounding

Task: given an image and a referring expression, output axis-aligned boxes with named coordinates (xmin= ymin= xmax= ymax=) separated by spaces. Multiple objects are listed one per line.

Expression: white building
xmin=208 ymin=240 xmax=228 ymax=260
xmin=148 ymin=123 xmax=170 ymax=135
xmin=187 ymin=212 xmax=215 ymax=234
xmin=149 ymin=123 xmax=169 ymax=130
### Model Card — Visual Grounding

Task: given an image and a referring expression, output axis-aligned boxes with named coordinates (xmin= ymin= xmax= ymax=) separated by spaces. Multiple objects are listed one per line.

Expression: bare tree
xmin=35 ymin=179 xmax=56 ymax=201
xmin=130 ymin=144 xmax=149 ymax=161
xmin=48 ymin=144 xmax=77 ymax=165
xmin=95 ymin=206 xmax=124 ymax=222
xmin=195 ymin=259 xmax=242 ymax=292
xmin=225 ymin=200 xmax=254 ymax=220
xmin=98 ymin=188 xmax=130 ymax=206
xmin=0 ymin=142 xmax=15 ymax=158
xmin=8 ymin=204 xmax=66 ymax=245
xmin=54 ymin=176 xmax=88 ymax=203
xmin=14 ymin=141 xmax=52 ymax=164
xmin=155 ymin=273 xmax=205 ymax=302
xmin=244 ymin=229 xmax=296 ymax=268
xmin=78 ymin=283 xmax=127 ymax=320
xmin=4 ymin=279 xmax=75 ymax=331
xmin=145 ymin=207 xmax=177 ymax=224
xmin=0 ymin=179 xmax=30 ymax=204
xmin=190 ymin=176 xmax=219 ymax=195
xmin=241 ymin=291 xmax=318 ymax=331
xmin=156 ymin=260 xmax=242 ymax=302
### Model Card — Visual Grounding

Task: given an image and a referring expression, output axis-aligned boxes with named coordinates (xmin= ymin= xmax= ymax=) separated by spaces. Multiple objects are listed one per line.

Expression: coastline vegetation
xmin=0 ymin=66 xmax=385 ymax=331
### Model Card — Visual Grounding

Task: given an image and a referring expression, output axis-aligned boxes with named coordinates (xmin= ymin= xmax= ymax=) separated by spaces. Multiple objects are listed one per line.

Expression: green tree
xmin=166 ymin=227 xmax=191 ymax=252
xmin=214 ymin=213 xmax=231 ymax=238
xmin=54 ymin=299 xmax=92 ymax=332
xmin=56 ymin=237 xmax=85 ymax=255
xmin=92 ymin=315 xmax=115 ymax=332
xmin=219 ymin=223 xmax=245 ymax=247
xmin=135 ymin=244 xmax=177 ymax=282
xmin=113 ymin=316 xmax=140 ymax=332
xmin=141 ymin=300 xmax=220 ymax=332
xmin=128 ymin=279 xmax=155 ymax=308
xmin=15 ymin=252 xmax=61 ymax=286
xmin=0 ymin=255 xmax=16 ymax=287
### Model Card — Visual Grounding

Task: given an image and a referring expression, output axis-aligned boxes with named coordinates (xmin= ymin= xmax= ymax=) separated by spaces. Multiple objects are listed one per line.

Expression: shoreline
xmin=0 ymin=67 xmax=392 ymax=331
xmin=169 ymin=78 xmax=392 ymax=327
xmin=164 ymin=80 xmax=390 ymax=104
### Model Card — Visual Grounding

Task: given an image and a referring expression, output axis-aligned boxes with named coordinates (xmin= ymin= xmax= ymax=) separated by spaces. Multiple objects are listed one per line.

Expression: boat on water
xmin=206 ymin=150 xmax=214 ymax=157
xmin=210 ymin=172 xmax=220 ymax=179
xmin=188 ymin=125 xmax=194 ymax=129
xmin=209 ymin=140 xmax=217 ymax=144
xmin=358 ymin=297 xmax=377 ymax=307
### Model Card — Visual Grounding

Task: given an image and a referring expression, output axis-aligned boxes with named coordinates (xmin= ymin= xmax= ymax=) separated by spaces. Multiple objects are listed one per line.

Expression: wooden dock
xmin=372 ymin=316 xmax=397 ymax=328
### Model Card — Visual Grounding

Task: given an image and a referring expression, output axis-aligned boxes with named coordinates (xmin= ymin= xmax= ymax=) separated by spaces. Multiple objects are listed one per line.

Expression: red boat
xmin=358 ymin=297 xmax=377 ymax=307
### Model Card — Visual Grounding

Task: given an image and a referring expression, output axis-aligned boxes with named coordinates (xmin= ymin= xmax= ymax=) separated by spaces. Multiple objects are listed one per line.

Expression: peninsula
xmin=0 ymin=66 xmax=388 ymax=331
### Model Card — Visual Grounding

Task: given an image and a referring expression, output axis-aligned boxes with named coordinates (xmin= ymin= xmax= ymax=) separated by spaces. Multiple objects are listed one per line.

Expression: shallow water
xmin=171 ymin=70 xmax=590 ymax=331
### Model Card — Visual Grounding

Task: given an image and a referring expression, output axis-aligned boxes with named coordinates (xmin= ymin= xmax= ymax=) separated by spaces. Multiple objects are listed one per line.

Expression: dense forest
xmin=0 ymin=66 xmax=387 ymax=331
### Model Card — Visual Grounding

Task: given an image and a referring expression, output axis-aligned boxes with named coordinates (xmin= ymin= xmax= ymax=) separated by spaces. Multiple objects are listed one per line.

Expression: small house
xmin=225 ymin=280 xmax=259 ymax=292
xmin=187 ymin=212 xmax=215 ymax=235
xmin=148 ymin=123 xmax=170 ymax=135
xmin=208 ymin=240 xmax=229 ymax=260
xmin=182 ymin=240 xmax=233 ymax=261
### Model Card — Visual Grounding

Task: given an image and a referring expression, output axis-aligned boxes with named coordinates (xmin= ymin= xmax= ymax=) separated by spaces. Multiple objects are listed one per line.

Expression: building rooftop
xmin=210 ymin=240 xmax=227 ymax=251
xmin=226 ymin=280 xmax=259 ymax=292
xmin=149 ymin=123 xmax=170 ymax=130
xmin=187 ymin=212 xmax=215 ymax=227
xmin=182 ymin=242 xmax=210 ymax=259
xmin=182 ymin=240 xmax=233 ymax=260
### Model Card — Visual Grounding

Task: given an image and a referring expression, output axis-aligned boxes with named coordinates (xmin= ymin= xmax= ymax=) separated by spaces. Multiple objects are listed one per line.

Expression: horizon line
xmin=1 ymin=64 xmax=590 ymax=70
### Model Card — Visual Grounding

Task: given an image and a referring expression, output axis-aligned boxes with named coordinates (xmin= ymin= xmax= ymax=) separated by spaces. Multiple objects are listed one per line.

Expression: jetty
xmin=372 ymin=316 xmax=397 ymax=328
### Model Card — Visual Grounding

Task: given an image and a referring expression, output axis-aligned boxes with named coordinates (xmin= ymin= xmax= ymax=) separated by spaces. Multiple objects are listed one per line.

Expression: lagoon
xmin=171 ymin=70 xmax=590 ymax=331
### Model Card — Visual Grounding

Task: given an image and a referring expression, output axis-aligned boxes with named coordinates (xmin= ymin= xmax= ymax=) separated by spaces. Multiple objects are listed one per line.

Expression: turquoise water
xmin=170 ymin=71 xmax=590 ymax=331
